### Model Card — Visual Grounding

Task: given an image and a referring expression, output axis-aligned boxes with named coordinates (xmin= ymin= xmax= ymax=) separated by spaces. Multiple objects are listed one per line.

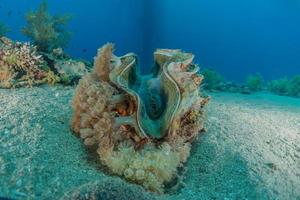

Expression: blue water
xmin=1 ymin=0 xmax=300 ymax=82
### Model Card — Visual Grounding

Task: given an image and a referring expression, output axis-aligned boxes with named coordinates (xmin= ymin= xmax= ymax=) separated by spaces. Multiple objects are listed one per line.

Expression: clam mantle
xmin=71 ymin=44 xmax=209 ymax=193
xmin=110 ymin=48 xmax=205 ymax=138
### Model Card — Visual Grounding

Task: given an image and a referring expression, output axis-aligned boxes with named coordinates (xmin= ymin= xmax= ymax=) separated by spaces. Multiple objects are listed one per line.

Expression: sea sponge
xmin=71 ymin=44 xmax=209 ymax=193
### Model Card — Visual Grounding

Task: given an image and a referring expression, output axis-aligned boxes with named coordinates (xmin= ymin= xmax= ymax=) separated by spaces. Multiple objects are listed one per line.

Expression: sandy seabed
xmin=0 ymin=86 xmax=299 ymax=200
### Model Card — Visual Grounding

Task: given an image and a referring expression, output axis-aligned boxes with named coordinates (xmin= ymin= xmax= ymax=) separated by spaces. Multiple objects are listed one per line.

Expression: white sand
xmin=0 ymin=86 xmax=299 ymax=199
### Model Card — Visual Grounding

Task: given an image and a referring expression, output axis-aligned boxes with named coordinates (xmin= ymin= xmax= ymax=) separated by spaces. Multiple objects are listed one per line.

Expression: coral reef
xmin=71 ymin=44 xmax=209 ymax=193
xmin=267 ymin=78 xmax=289 ymax=96
xmin=0 ymin=37 xmax=90 ymax=88
xmin=0 ymin=22 xmax=10 ymax=37
xmin=0 ymin=37 xmax=48 ymax=88
xmin=169 ymin=66 xmax=300 ymax=98
xmin=201 ymin=68 xmax=251 ymax=94
xmin=199 ymin=68 xmax=266 ymax=94
xmin=42 ymin=47 xmax=91 ymax=85
xmin=53 ymin=60 xmax=89 ymax=84
xmin=22 ymin=0 xmax=72 ymax=52
xmin=245 ymin=73 xmax=264 ymax=92
xmin=287 ymin=75 xmax=300 ymax=97
xmin=201 ymin=68 xmax=224 ymax=90
xmin=268 ymin=76 xmax=300 ymax=97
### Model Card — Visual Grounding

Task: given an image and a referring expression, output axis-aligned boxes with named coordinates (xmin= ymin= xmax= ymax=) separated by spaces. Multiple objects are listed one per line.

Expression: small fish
xmin=82 ymin=49 xmax=88 ymax=53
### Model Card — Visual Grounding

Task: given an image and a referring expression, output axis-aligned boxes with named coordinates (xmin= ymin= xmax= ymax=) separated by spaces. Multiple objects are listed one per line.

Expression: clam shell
xmin=108 ymin=49 xmax=200 ymax=139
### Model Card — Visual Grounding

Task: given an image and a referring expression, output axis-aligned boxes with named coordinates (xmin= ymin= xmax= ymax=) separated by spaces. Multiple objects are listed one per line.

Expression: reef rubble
xmin=71 ymin=44 xmax=210 ymax=193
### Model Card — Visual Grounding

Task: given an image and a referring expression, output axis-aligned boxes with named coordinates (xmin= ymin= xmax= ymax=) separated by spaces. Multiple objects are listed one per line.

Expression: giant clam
xmin=71 ymin=44 xmax=209 ymax=192
xmin=108 ymin=48 xmax=205 ymax=139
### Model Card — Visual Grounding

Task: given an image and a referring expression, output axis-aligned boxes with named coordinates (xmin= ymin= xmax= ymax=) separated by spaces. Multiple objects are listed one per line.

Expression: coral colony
xmin=22 ymin=1 xmax=72 ymax=52
xmin=0 ymin=36 xmax=89 ymax=88
xmin=0 ymin=1 xmax=89 ymax=88
xmin=71 ymin=44 xmax=210 ymax=193
xmin=0 ymin=37 xmax=48 ymax=88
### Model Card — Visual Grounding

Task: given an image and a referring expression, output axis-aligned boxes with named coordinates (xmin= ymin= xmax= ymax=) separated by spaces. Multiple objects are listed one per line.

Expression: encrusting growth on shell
xmin=93 ymin=43 xmax=114 ymax=81
xmin=71 ymin=44 xmax=210 ymax=193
